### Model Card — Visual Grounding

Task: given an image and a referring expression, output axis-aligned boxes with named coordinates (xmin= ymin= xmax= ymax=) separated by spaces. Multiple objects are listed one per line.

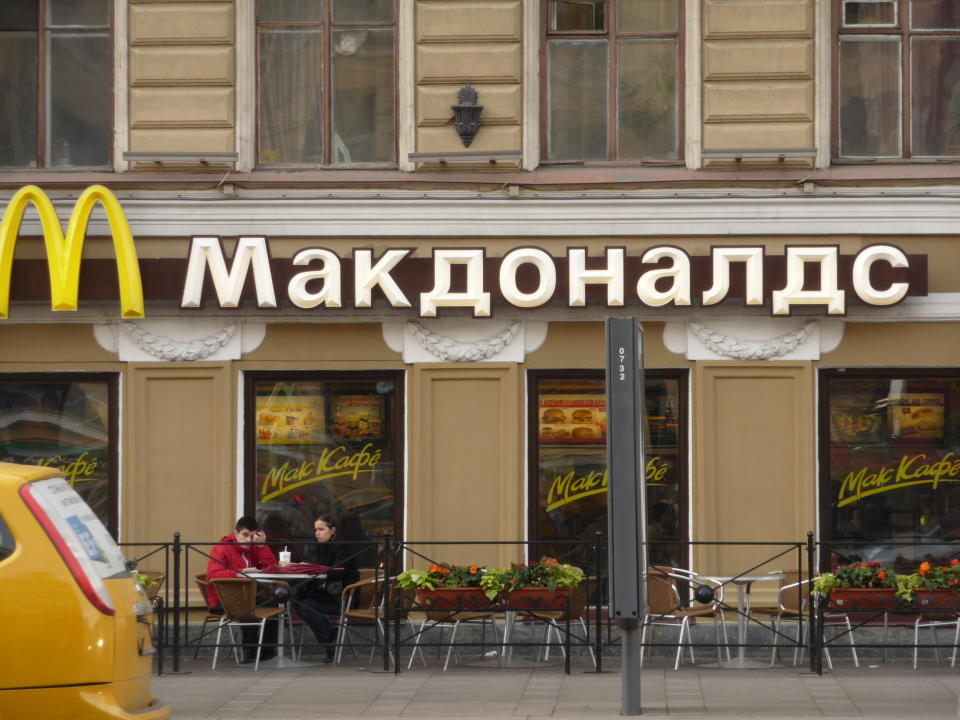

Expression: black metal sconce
xmin=452 ymin=85 xmax=483 ymax=147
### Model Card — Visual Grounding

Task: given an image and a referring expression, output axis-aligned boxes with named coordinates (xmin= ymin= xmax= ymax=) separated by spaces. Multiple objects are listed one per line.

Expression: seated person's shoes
xmin=324 ymin=645 xmax=335 ymax=663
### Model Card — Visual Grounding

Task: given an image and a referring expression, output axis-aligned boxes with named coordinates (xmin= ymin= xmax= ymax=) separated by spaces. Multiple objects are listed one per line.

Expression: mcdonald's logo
xmin=0 ymin=185 xmax=144 ymax=319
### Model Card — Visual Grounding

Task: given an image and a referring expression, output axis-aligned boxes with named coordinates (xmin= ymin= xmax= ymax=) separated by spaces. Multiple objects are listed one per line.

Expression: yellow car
xmin=0 ymin=462 xmax=169 ymax=720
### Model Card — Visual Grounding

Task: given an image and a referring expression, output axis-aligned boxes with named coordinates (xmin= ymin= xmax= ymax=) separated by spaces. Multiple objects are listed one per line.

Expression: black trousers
xmin=293 ymin=597 xmax=338 ymax=644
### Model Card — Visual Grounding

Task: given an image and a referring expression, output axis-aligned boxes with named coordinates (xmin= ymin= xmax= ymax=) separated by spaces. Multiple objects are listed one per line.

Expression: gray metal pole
xmin=605 ymin=318 xmax=646 ymax=716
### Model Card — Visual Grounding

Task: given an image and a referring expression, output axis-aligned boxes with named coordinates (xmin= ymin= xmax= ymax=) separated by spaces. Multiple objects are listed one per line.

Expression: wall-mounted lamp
xmin=452 ymin=85 xmax=483 ymax=147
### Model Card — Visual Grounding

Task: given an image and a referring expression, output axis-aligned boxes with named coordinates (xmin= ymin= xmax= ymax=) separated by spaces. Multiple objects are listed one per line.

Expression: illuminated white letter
xmin=420 ymin=249 xmax=490 ymax=317
xmin=288 ymin=248 xmax=342 ymax=309
xmin=702 ymin=247 xmax=764 ymax=306
xmin=852 ymin=245 xmax=909 ymax=306
xmin=499 ymin=248 xmax=556 ymax=308
xmin=636 ymin=247 xmax=691 ymax=307
xmin=568 ymin=248 xmax=624 ymax=306
xmin=354 ymin=249 xmax=411 ymax=308
xmin=772 ymin=246 xmax=844 ymax=315
xmin=181 ymin=236 xmax=276 ymax=309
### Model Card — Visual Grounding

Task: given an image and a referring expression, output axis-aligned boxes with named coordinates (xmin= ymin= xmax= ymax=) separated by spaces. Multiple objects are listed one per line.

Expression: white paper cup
xmin=279 ymin=551 xmax=291 ymax=566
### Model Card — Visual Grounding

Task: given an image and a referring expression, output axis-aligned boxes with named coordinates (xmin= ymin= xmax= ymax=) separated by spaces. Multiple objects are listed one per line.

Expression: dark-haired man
xmin=206 ymin=516 xmax=278 ymax=662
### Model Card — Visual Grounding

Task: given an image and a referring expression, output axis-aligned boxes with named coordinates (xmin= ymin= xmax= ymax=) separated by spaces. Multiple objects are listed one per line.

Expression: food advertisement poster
xmin=888 ymin=393 xmax=945 ymax=440
xmin=539 ymin=395 xmax=606 ymax=444
xmin=330 ymin=395 xmax=385 ymax=442
xmin=257 ymin=396 xmax=325 ymax=444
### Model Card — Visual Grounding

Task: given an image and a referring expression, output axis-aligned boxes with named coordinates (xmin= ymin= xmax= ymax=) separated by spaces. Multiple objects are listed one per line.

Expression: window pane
xmin=912 ymin=0 xmax=960 ymax=30
xmin=258 ymin=27 xmax=324 ymax=164
xmin=548 ymin=39 xmax=607 ymax=160
xmin=826 ymin=376 xmax=960 ymax=569
xmin=254 ymin=378 xmax=398 ymax=559
xmin=839 ymin=38 xmax=901 ymax=157
xmin=0 ymin=31 xmax=37 ymax=167
xmin=332 ymin=0 xmax=393 ymax=23
xmin=331 ymin=28 xmax=394 ymax=164
xmin=843 ymin=1 xmax=896 ymax=26
xmin=0 ymin=0 xmax=37 ymax=30
xmin=259 ymin=0 xmax=324 ymax=23
xmin=48 ymin=31 xmax=109 ymax=166
xmin=532 ymin=375 xmax=684 ymax=573
xmin=552 ymin=1 xmax=605 ymax=31
xmin=912 ymin=37 xmax=960 ymax=156
xmin=49 ymin=0 xmax=108 ymax=27
xmin=618 ymin=0 xmax=677 ymax=33
xmin=618 ymin=38 xmax=677 ymax=160
xmin=0 ymin=381 xmax=112 ymax=532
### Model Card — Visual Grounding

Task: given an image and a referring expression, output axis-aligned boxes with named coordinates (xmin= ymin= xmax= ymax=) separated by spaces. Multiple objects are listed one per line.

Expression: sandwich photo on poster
xmin=330 ymin=395 xmax=385 ymax=442
xmin=539 ymin=395 xmax=606 ymax=444
xmin=256 ymin=395 xmax=325 ymax=444
xmin=888 ymin=393 xmax=945 ymax=440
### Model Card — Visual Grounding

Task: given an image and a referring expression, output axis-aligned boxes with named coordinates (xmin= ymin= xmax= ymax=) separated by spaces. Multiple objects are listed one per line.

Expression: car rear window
xmin=27 ymin=477 xmax=128 ymax=579
xmin=0 ymin=512 xmax=14 ymax=561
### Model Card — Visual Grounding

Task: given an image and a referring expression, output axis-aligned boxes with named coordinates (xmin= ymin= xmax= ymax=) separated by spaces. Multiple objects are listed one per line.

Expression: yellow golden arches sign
xmin=0 ymin=185 xmax=144 ymax=319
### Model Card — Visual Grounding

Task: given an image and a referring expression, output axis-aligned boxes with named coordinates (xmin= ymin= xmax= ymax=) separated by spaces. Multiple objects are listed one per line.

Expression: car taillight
xmin=20 ymin=484 xmax=115 ymax=615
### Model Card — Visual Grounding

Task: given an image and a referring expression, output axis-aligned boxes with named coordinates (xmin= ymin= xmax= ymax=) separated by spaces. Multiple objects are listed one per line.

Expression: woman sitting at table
xmin=293 ymin=514 xmax=359 ymax=662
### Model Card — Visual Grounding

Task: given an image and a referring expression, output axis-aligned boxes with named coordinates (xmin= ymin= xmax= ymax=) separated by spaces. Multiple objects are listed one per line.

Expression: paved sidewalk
xmin=153 ymin=656 xmax=960 ymax=719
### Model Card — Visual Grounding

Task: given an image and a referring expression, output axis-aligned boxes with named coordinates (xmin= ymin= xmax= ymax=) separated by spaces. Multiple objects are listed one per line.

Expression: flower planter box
xmin=417 ymin=587 xmax=491 ymax=610
xmin=913 ymin=589 xmax=960 ymax=612
xmin=828 ymin=587 xmax=898 ymax=611
xmin=501 ymin=587 xmax=570 ymax=611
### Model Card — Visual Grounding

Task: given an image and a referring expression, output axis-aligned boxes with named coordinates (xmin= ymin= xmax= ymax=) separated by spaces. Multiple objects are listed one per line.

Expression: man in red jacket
xmin=206 ymin=516 xmax=278 ymax=662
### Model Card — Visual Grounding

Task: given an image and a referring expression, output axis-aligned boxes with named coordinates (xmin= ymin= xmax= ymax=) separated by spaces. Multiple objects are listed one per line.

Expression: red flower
xmin=869 ymin=561 xmax=880 ymax=567
xmin=952 ymin=558 xmax=959 ymax=567
xmin=530 ymin=560 xmax=538 ymax=566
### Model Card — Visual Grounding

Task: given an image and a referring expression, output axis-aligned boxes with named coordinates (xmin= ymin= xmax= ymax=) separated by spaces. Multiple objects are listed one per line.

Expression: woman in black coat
xmin=292 ymin=514 xmax=359 ymax=661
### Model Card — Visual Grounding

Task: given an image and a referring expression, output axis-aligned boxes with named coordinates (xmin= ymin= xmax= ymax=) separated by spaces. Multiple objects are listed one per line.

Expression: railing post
xmin=594 ymin=530 xmax=604 ymax=672
xmin=381 ymin=533 xmax=392 ymax=672
xmin=806 ymin=531 xmax=818 ymax=674
xmin=172 ymin=532 xmax=182 ymax=673
xmin=393 ymin=535 xmax=402 ymax=674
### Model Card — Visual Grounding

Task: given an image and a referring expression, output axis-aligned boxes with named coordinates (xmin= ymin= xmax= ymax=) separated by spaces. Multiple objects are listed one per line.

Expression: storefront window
xmin=0 ymin=376 xmax=115 ymax=532
xmin=247 ymin=372 xmax=402 ymax=559
xmin=822 ymin=371 xmax=960 ymax=569
xmin=529 ymin=371 xmax=687 ymax=572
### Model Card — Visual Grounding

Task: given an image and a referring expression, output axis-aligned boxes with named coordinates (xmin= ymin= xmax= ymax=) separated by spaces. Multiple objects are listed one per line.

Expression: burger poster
xmin=257 ymin=395 xmax=325 ymax=445
xmin=539 ymin=395 xmax=606 ymax=444
xmin=888 ymin=393 xmax=945 ymax=440
xmin=330 ymin=395 xmax=385 ymax=442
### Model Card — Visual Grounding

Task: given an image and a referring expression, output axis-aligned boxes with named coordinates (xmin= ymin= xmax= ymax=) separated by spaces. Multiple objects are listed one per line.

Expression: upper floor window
xmin=836 ymin=0 xmax=960 ymax=159
xmin=257 ymin=0 xmax=396 ymax=166
xmin=0 ymin=0 xmax=111 ymax=169
xmin=543 ymin=0 xmax=681 ymax=163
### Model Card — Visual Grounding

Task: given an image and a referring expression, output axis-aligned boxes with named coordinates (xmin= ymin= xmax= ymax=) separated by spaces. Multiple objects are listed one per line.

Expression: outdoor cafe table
xmin=702 ymin=573 xmax=784 ymax=669
xmin=246 ymin=571 xmax=327 ymax=669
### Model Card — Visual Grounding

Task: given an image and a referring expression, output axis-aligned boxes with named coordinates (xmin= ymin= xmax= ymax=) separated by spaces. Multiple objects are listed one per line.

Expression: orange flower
xmin=876 ymin=571 xmax=886 ymax=580
xmin=469 ymin=565 xmax=479 ymax=574
xmin=440 ymin=566 xmax=451 ymax=575
xmin=920 ymin=561 xmax=931 ymax=576
xmin=429 ymin=564 xmax=439 ymax=573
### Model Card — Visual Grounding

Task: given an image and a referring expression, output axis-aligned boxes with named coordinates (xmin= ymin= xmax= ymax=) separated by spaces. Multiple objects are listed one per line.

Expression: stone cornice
xmin=6 ymin=188 xmax=960 ymax=237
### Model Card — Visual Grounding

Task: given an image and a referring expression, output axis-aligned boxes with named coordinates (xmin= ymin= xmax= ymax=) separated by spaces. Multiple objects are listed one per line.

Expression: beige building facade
xmin=2 ymin=0 xmax=959 ymax=605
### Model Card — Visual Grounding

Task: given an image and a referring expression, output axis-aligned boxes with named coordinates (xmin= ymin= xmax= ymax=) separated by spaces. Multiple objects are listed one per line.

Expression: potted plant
xmin=395 ymin=562 xmax=491 ymax=610
xmin=894 ymin=559 xmax=960 ymax=610
xmin=484 ymin=557 xmax=584 ymax=610
xmin=813 ymin=561 xmax=897 ymax=611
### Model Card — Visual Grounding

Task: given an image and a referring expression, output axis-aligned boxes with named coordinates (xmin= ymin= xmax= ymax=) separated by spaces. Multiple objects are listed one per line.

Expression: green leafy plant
xmin=132 ymin=571 xmax=158 ymax=588
xmin=493 ymin=557 xmax=584 ymax=595
xmin=395 ymin=562 xmax=485 ymax=592
xmin=812 ymin=561 xmax=895 ymax=595
xmin=895 ymin=559 xmax=960 ymax=602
